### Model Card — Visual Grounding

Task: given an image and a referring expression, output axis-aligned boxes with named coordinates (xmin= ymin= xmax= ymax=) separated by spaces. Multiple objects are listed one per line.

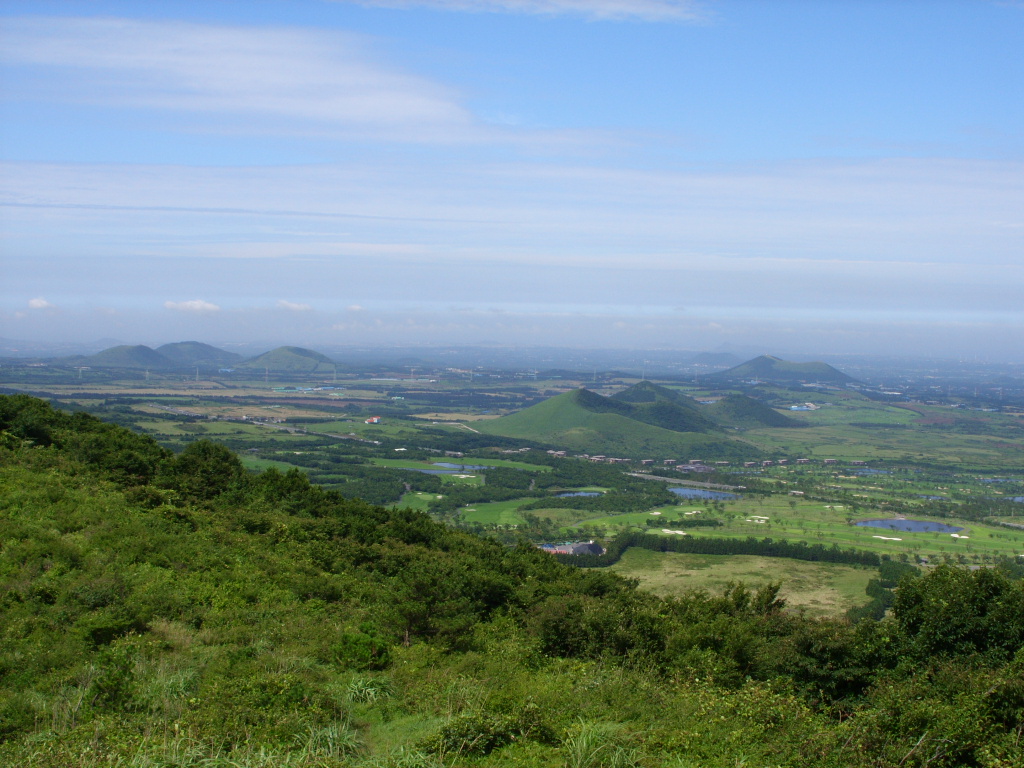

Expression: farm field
xmin=609 ymin=547 xmax=875 ymax=617
xmin=4 ymin=361 xmax=1023 ymax=612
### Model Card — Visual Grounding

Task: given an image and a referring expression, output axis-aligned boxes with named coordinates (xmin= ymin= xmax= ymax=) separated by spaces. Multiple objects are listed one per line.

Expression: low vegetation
xmin=2 ymin=394 xmax=1024 ymax=767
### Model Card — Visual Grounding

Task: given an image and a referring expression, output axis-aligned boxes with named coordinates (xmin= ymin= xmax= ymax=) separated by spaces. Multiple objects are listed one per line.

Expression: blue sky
xmin=1 ymin=0 xmax=1022 ymax=359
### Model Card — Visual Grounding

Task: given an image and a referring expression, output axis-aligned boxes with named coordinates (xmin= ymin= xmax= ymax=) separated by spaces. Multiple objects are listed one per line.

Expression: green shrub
xmin=421 ymin=704 xmax=555 ymax=757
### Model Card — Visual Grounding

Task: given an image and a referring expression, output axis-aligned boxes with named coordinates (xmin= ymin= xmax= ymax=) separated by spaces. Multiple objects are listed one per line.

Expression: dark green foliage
xmin=162 ymin=439 xmax=245 ymax=501
xmin=329 ymin=628 xmax=392 ymax=670
xmin=890 ymin=564 xmax=1024 ymax=661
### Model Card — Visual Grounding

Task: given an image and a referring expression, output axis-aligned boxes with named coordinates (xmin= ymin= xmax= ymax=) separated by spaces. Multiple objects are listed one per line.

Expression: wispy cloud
xmin=164 ymin=299 xmax=220 ymax=313
xmin=277 ymin=300 xmax=313 ymax=311
xmin=28 ymin=297 xmax=54 ymax=309
xmin=5 ymin=157 xmax=1020 ymax=271
xmin=1 ymin=17 xmax=475 ymax=141
xmin=350 ymin=0 xmax=707 ymax=22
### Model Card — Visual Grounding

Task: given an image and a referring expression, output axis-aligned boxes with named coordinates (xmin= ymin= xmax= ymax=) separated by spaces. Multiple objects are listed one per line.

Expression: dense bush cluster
xmin=1 ymin=394 xmax=1023 ymax=767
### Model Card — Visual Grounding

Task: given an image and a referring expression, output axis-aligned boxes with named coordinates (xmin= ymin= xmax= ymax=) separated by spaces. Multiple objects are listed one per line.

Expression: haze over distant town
xmin=1 ymin=1 xmax=1022 ymax=361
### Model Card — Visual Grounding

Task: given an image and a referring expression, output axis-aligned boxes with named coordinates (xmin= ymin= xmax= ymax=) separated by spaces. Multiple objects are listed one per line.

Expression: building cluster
xmin=272 ymin=386 xmax=339 ymax=393
xmin=538 ymin=541 xmax=605 ymax=556
xmin=563 ymin=454 xmax=730 ymax=473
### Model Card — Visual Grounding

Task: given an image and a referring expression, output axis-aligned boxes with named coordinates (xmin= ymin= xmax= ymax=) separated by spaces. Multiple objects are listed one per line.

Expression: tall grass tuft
xmin=346 ymin=676 xmax=393 ymax=705
xmin=359 ymin=746 xmax=445 ymax=768
xmin=300 ymin=722 xmax=361 ymax=760
xmin=562 ymin=720 xmax=638 ymax=768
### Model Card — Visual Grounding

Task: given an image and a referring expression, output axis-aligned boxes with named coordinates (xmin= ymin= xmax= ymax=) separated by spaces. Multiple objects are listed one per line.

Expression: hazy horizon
xmin=2 ymin=1 xmax=1022 ymax=361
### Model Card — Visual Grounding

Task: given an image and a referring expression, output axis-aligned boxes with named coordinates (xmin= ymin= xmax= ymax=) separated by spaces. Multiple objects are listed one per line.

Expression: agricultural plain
xmin=2 ymin=355 xmax=1022 ymax=617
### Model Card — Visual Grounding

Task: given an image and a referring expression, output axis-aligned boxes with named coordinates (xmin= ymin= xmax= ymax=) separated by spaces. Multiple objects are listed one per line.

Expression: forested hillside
xmin=1 ymin=394 xmax=1023 ymax=767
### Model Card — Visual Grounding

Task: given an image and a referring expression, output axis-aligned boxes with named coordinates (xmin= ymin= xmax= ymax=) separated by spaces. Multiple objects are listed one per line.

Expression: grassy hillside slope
xmin=476 ymin=389 xmax=754 ymax=459
xmin=1 ymin=394 xmax=1022 ymax=768
xmin=708 ymin=393 xmax=804 ymax=428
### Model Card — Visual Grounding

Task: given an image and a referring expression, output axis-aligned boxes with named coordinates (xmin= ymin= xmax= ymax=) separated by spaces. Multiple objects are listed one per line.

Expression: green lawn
xmin=460 ymin=498 xmax=538 ymax=525
xmin=567 ymin=495 xmax=1024 ymax=560
xmin=396 ymin=491 xmax=440 ymax=512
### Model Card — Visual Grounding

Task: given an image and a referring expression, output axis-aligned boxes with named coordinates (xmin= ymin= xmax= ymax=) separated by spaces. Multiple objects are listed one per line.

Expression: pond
xmin=669 ymin=488 xmax=740 ymax=501
xmin=408 ymin=468 xmax=461 ymax=475
xmin=431 ymin=462 xmax=490 ymax=470
xmin=556 ymin=491 xmax=602 ymax=498
xmin=855 ymin=518 xmax=963 ymax=534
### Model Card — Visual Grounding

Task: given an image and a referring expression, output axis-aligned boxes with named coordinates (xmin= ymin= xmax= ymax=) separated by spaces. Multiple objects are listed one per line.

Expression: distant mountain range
xmin=62 ymin=342 xmax=328 ymax=372
xmin=20 ymin=344 xmax=855 ymax=388
xmin=475 ymin=380 xmax=800 ymax=459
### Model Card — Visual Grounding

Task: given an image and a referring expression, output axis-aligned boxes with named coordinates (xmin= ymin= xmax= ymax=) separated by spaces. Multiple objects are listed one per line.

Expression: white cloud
xmin=1 ymin=17 xmax=475 ymax=141
xmin=351 ymin=0 xmax=706 ymax=21
xmin=164 ymin=299 xmax=220 ymax=313
xmin=346 ymin=304 xmax=366 ymax=312
xmin=28 ymin=297 xmax=54 ymax=309
xmin=277 ymin=300 xmax=313 ymax=311
xmin=5 ymin=157 xmax=1022 ymax=321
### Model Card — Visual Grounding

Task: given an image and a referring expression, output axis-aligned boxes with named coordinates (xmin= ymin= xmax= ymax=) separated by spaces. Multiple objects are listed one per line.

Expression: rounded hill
xmin=713 ymin=355 xmax=856 ymax=385
xmin=240 ymin=346 xmax=336 ymax=373
xmin=78 ymin=344 xmax=173 ymax=369
xmin=155 ymin=341 xmax=242 ymax=368
xmin=476 ymin=388 xmax=757 ymax=460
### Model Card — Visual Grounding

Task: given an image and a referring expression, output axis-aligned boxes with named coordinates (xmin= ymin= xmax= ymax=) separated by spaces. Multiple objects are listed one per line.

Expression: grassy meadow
xmin=609 ymin=547 xmax=876 ymax=617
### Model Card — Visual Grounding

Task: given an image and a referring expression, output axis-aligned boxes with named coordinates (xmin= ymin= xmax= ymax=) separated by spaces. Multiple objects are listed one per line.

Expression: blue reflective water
xmin=431 ymin=462 xmax=490 ymax=470
xmin=855 ymin=519 xmax=963 ymax=533
xmin=669 ymin=488 xmax=739 ymax=500
xmin=918 ymin=495 xmax=948 ymax=501
xmin=855 ymin=469 xmax=890 ymax=476
xmin=408 ymin=469 xmax=461 ymax=475
xmin=556 ymin=491 xmax=602 ymax=498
